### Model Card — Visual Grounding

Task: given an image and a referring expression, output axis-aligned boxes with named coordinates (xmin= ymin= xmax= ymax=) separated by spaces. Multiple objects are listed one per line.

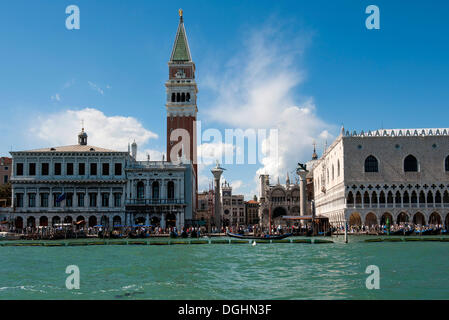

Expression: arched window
xmin=403 ymin=191 xmax=410 ymax=205
xmin=387 ymin=191 xmax=393 ymax=204
xmin=181 ymin=92 xmax=185 ymax=102
xmin=371 ymin=191 xmax=378 ymax=205
xmin=176 ymin=92 xmax=180 ymax=102
xmin=419 ymin=191 xmax=425 ymax=204
xmin=137 ymin=181 xmax=145 ymax=199
xmin=347 ymin=192 xmax=354 ymax=205
xmin=337 ymin=160 xmax=340 ymax=177
xmin=404 ymin=155 xmax=418 ymax=172
xmin=186 ymin=92 xmax=191 ymax=102
xmin=379 ymin=191 xmax=386 ymax=204
xmin=445 ymin=156 xmax=449 ymax=172
xmin=427 ymin=191 xmax=434 ymax=205
xmin=363 ymin=192 xmax=370 ymax=205
xmin=355 ymin=191 xmax=362 ymax=205
xmin=171 ymin=93 xmax=176 ymax=102
xmin=364 ymin=155 xmax=378 ymax=173
xmin=435 ymin=190 xmax=442 ymax=203
xmin=395 ymin=191 xmax=401 ymax=204
xmin=167 ymin=181 xmax=175 ymax=200
xmin=152 ymin=181 xmax=159 ymax=199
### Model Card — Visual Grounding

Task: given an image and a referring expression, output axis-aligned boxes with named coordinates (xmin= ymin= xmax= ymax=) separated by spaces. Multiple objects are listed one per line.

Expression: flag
xmin=56 ymin=193 xmax=66 ymax=203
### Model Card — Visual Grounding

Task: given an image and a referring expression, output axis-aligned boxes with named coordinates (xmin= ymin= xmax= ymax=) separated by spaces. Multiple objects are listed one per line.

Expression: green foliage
xmin=0 ymin=183 xmax=12 ymax=206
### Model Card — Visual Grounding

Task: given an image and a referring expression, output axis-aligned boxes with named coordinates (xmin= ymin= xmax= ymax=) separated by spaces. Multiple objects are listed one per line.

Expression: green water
xmin=1 ymin=237 xmax=448 ymax=300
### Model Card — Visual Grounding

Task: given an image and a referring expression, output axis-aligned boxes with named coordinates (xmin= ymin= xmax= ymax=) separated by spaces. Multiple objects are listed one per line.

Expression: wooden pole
xmin=269 ymin=205 xmax=272 ymax=235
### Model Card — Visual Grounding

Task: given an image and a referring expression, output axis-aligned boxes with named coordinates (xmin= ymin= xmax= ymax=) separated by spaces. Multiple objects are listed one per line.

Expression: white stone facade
xmin=125 ymin=159 xmax=196 ymax=230
xmin=9 ymin=132 xmax=196 ymax=230
xmin=313 ymin=128 xmax=449 ymax=227
xmin=9 ymin=146 xmax=128 ymax=229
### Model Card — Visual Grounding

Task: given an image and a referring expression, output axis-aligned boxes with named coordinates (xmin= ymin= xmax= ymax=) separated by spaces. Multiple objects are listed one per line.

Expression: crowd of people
xmin=336 ymin=223 xmax=447 ymax=234
xmin=3 ymin=221 xmax=448 ymax=239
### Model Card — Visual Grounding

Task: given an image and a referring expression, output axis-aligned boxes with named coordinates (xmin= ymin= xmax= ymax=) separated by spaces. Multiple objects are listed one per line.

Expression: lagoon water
xmin=1 ymin=237 xmax=448 ymax=300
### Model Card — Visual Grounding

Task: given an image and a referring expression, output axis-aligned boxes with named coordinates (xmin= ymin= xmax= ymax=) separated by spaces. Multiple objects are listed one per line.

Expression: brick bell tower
xmin=166 ymin=9 xmax=198 ymax=200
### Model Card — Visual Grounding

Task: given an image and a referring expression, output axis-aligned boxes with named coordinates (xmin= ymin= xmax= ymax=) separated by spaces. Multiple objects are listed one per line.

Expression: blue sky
xmin=1 ymin=0 xmax=448 ymax=198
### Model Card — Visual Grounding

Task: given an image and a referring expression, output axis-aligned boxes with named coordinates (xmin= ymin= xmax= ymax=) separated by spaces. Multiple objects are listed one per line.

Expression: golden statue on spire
xmin=179 ymin=8 xmax=183 ymax=17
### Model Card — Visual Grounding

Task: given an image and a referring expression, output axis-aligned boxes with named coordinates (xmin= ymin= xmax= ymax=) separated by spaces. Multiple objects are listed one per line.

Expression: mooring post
xmin=344 ymin=221 xmax=348 ymax=243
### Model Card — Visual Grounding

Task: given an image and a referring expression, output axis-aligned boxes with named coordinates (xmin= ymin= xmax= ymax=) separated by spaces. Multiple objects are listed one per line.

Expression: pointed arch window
xmin=347 ymin=192 xmax=354 ymax=205
xmin=445 ymin=156 xmax=449 ymax=172
xmin=404 ymin=155 xmax=418 ymax=172
xmin=171 ymin=93 xmax=176 ymax=102
xmin=337 ymin=160 xmax=340 ymax=177
xmin=395 ymin=191 xmax=401 ymax=204
xmin=387 ymin=191 xmax=394 ymax=204
xmin=364 ymin=155 xmax=378 ymax=172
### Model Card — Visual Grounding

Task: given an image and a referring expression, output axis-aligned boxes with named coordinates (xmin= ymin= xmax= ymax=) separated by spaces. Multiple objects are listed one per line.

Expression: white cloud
xmin=51 ymin=93 xmax=61 ymax=102
xmin=197 ymin=141 xmax=235 ymax=165
xmin=203 ymin=22 xmax=337 ymax=184
xmin=230 ymin=179 xmax=243 ymax=191
xmin=28 ymin=108 xmax=158 ymax=151
xmin=88 ymin=81 xmax=104 ymax=95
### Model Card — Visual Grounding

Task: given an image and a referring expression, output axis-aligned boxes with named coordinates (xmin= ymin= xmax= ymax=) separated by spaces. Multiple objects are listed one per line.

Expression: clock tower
xmin=166 ymin=10 xmax=198 ymax=199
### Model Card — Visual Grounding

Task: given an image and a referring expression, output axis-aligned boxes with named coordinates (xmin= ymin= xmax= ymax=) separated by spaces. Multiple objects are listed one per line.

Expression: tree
xmin=0 ymin=183 xmax=12 ymax=207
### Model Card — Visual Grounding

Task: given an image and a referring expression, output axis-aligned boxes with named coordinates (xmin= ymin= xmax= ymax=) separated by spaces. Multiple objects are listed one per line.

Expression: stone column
xmin=180 ymin=210 xmax=185 ymax=230
xmin=297 ymin=171 xmax=307 ymax=216
xmin=109 ymin=188 xmax=113 ymax=208
xmin=176 ymin=212 xmax=180 ymax=230
xmin=161 ymin=214 xmax=166 ymax=230
xmin=211 ymin=163 xmax=224 ymax=230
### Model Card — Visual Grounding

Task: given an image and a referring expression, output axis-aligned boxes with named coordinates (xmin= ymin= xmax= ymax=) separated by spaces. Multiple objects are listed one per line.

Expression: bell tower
xmin=166 ymin=9 xmax=198 ymax=196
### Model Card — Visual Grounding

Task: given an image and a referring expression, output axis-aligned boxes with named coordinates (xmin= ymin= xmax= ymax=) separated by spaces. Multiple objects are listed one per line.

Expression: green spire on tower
xmin=170 ymin=9 xmax=192 ymax=62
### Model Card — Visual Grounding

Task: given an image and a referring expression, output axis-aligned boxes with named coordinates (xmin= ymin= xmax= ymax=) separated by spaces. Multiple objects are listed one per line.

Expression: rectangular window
xmin=15 ymin=193 xmax=23 ymax=207
xmin=77 ymin=194 xmax=85 ymax=207
xmin=54 ymin=163 xmax=61 ymax=175
xmin=67 ymin=163 xmax=74 ymax=175
xmin=114 ymin=193 xmax=121 ymax=207
xmin=78 ymin=163 xmax=85 ymax=175
xmin=102 ymin=193 xmax=109 ymax=207
xmin=90 ymin=163 xmax=97 ymax=176
xmin=53 ymin=194 xmax=61 ymax=207
xmin=28 ymin=193 xmax=36 ymax=207
xmin=42 ymin=163 xmax=49 ymax=176
xmin=66 ymin=193 xmax=73 ymax=207
xmin=29 ymin=163 xmax=36 ymax=176
xmin=114 ymin=163 xmax=122 ymax=176
xmin=40 ymin=193 xmax=49 ymax=207
xmin=16 ymin=163 xmax=23 ymax=176
xmin=89 ymin=193 xmax=97 ymax=207
xmin=3 ymin=175 xmax=7 ymax=183
xmin=102 ymin=163 xmax=109 ymax=176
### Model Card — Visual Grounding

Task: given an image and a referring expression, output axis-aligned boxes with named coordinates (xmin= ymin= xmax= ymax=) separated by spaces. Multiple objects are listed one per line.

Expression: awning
xmin=282 ymin=215 xmax=328 ymax=220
